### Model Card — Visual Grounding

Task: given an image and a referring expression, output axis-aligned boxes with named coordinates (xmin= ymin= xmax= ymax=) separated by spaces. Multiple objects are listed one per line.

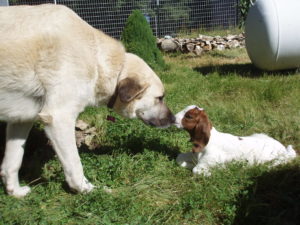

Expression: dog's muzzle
xmin=141 ymin=111 xmax=175 ymax=128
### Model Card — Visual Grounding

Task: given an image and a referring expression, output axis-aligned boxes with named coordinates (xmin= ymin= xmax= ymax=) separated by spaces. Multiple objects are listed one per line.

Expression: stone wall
xmin=157 ymin=33 xmax=245 ymax=55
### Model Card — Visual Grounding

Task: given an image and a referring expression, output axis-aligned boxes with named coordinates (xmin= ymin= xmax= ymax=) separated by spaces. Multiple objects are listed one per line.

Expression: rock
xmin=84 ymin=134 xmax=96 ymax=149
xmin=203 ymin=43 xmax=212 ymax=51
xmin=193 ymin=45 xmax=203 ymax=56
xmin=225 ymin=35 xmax=236 ymax=41
xmin=75 ymin=120 xmax=99 ymax=150
xmin=211 ymin=43 xmax=218 ymax=49
xmin=161 ymin=39 xmax=178 ymax=52
xmin=157 ymin=33 xmax=245 ymax=54
xmin=231 ymin=39 xmax=240 ymax=48
xmin=216 ymin=44 xmax=225 ymax=51
xmin=76 ymin=120 xmax=89 ymax=131
xmin=186 ymin=43 xmax=195 ymax=52
xmin=75 ymin=130 xmax=86 ymax=147
xmin=199 ymin=34 xmax=214 ymax=41
xmin=85 ymin=127 xmax=97 ymax=134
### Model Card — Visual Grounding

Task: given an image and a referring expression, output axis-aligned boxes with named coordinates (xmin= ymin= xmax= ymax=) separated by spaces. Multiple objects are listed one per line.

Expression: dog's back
xmin=0 ymin=4 xmax=90 ymax=40
xmin=0 ymin=4 xmax=124 ymax=122
xmin=236 ymin=133 xmax=296 ymax=164
xmin=0 ymin=5 xmax=82 ymax=121
xmin=208 ymin=130 xmax=296 ymax=163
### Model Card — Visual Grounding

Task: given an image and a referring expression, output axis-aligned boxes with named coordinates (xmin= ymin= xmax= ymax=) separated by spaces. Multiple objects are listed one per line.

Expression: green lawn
xmin=0 ymin=48 xmax=299 ymax=225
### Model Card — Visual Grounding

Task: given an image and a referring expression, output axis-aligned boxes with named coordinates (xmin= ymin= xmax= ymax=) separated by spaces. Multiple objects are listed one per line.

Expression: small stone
xmin=193 ymin=45 xmax=203 ymax=56
xmin=225 ymin=35 xmax=236 ymax=41
xmin=75 ymin=120 xmax=89 ymax=131
xmin=84 ymin=134 xmax=96 ymax=149
xmin=216 ymin=44 xmax=225 ymax=51
xmin=186 ymin=43 xmax=195 ymax=52
xmin=231 ymin=40 xmax=240 ymax=48
xmin=203 ymin=43 xmax=212 ymax=51
xmin=161 ymin=39 xmax=178 ymax=52
xmin=85 ymin=127 xmax=97 ymax=134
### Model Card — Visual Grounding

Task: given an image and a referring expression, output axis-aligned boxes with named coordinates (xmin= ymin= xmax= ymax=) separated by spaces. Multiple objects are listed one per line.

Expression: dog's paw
xmin=7 ymin=185 xmax=31 ymax=198
xmin=192 ymin=167 xmax=211 ymax=176
xmin=81 ymin=179 xmax=95 ymax=193
xmin=69 ymin=177 xmax=95 ymax=194
xmin=176 ymin=153 xmax=197 ymax=170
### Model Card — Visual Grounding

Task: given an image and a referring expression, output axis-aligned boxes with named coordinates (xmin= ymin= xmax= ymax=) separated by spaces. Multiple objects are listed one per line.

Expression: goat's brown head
xmin=175 ymin=106 xmax=212 ymax=152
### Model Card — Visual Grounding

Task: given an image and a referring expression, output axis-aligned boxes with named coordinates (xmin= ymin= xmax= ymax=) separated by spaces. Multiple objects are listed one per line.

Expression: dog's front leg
xmin=44 ymin=114 xmax=94 ymax=193
xmin=176 ymin=152 xmax=199 ymax=169
xmin=1 ymin=122 xmax=33 ymax=197
xmin=192 ymin=164 xmax=211 ymax=176
xmin=192 ymin=154 xmax=213 ymax=176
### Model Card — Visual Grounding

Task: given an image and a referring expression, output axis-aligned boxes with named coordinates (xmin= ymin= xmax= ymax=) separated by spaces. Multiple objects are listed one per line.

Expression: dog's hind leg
xmin=1 ymin=122 xmax=33 ymax=197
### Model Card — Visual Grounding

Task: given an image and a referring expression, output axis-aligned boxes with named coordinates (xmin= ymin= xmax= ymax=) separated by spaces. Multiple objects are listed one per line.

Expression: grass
xmin=0 ymin=48 xmax=300 ymax=224
xmin=176 ymin=27 xmax=244 ymax=38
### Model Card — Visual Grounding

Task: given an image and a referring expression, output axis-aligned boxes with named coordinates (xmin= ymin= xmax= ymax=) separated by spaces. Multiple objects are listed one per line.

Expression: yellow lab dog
xmin=0 ymin=4 xmax=174 ymax=197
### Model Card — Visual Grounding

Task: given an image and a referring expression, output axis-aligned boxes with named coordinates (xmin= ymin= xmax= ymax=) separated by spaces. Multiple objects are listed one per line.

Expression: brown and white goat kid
xmin=175 ymin=105 xmax=297 ymax=175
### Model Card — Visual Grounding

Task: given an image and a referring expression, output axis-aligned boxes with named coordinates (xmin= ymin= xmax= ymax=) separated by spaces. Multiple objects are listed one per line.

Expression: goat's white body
xmin=177 ymin=127 xmax=297 ymax=175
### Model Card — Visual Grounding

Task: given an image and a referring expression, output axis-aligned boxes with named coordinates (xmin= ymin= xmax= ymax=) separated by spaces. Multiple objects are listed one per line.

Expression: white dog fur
xmin=175 ymin=105 xmax=297 ymax=175
xmin=0 ymin=4 xmax=174 ymax=197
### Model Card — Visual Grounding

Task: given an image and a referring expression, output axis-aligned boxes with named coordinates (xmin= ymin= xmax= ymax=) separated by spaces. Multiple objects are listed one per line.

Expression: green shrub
xmin=239 ymin=0 xmax=256 ymax=28
xmin=121 ymin=10 xmax=166 ymax=70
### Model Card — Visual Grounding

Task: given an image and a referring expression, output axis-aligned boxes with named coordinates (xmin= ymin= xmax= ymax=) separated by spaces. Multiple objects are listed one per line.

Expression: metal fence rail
xmin=8 ymin=0 xmax=240 ymax=38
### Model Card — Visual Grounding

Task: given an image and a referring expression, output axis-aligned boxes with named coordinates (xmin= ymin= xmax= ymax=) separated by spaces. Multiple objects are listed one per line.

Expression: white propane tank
xmin=245 ymin=0 xmax=300 ymax=71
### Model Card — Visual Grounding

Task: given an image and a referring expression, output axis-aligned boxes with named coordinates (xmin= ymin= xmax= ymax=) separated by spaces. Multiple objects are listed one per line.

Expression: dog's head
xmin=111 ymin=53 xmax=175 ymax=128
xmin=175 ymin=105 xmax=212 ymax=152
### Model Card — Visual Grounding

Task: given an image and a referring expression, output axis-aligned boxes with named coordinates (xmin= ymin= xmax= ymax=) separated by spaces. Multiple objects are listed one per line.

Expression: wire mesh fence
xmin=8 ymin=0 xmax=240 ymax=38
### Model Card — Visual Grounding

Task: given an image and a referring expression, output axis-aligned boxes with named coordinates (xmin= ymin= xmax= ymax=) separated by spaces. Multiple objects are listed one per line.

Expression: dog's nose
xmin=171 ymin=114 xmax=176 ymax=124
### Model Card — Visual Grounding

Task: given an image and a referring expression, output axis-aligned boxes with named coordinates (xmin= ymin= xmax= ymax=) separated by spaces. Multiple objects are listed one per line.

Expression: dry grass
xmin=165 ymin=48 xmax=250 ymax=69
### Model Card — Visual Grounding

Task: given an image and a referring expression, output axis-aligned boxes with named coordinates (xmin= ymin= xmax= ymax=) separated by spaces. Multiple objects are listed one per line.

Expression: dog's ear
xmin=118 ymin=78 xmax=149 ymax=102
xmin=192 ymin=111 xmax=212 ymax=153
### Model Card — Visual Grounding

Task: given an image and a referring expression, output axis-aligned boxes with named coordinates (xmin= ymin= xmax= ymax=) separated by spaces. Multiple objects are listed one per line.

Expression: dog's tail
xmin=271 ymin=145 xmax=297 ymax=167
xmin=286 ymin=145 xmax=297 ymax=158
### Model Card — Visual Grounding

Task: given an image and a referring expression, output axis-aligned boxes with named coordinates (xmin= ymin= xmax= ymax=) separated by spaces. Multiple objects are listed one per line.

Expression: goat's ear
xmin=118 ymin=78 xmax=149 ymax=102
xmin=192 ymin=118 xmax=212 ymax=153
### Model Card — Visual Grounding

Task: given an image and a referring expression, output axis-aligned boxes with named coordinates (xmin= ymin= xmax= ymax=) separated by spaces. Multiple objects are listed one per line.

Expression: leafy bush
xmin=239 ymin=0 xmax=256 ymax=27
xmin=121 ymin=10 xmax=166 ymax=70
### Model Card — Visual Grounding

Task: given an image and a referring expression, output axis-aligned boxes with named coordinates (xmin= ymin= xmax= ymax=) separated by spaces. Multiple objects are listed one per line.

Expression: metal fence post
xmin=156 ymin=0 xmax=160 ymax=37
xmin=0 ymin=0 xmax=9 ymax=6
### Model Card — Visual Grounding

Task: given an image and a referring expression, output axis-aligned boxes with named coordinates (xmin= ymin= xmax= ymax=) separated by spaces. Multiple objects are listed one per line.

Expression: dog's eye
xmin=157 ymin=96 xmax=164 ymax=101
xmin=193 ymin=143 xmax=199 ymax=148
xmin=184 ymin=114 xmax=193 ymax=119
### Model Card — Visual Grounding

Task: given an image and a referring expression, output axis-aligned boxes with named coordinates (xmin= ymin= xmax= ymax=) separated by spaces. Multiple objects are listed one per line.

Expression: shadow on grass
xmin=234 ymin=164 xmax=300 ymax=225
xmin=81 ymin=132 xmax=181 ymax=161
xmin=194 ymin=63 xmax=298 ymax=77
xmin=0 ymin=122 xmax=179 ymax=187
xmin=0 ymin=122 xmax=55 ymax=186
